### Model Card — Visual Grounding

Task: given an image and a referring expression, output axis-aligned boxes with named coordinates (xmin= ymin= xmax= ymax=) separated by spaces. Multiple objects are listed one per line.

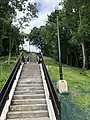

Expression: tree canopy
xmin=0 ymin=0 xmax=38 ymax=63
xmin=28 ymin=0 xmax=90 ymax=69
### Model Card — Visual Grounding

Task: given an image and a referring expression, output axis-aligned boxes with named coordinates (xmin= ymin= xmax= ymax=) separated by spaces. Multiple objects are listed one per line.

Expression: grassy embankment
xmin=0 ymin=56 xmax=18 ymax=89
xmin=44 ymin=56 xmax=90 ymax=120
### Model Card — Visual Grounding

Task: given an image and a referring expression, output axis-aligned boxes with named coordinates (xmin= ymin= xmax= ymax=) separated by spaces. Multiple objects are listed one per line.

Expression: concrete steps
xmin=14 ymin=90 xmax=44 ymax=95
xmin=17 ymin=83 xmax=43 ymax=87
xmin=13 ymin=94 xmax=45 ymax=99
xmin=15 ymin=86 xmax=44 ymax=91
xmin=11 ymin=99 xmax=46 ymax=105
xmin=7 ymin=110 xmax=49 ymax=119
xmin=6 ymin=63 xmax=50 ymax=120
xmin=7 ymin=117 xmax=50 ymax=120
xmin=18 ymin=80 xmax=42 ymax=83
xmin=10 ymin=104 xmax=47 ymax=111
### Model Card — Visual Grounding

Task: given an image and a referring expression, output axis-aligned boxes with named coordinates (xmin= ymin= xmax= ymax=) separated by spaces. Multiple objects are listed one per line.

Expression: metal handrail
xmin=41 ymin=57 xmax=61 ymax=120
xmin=0 ymin=58 xmax=21 ymax=115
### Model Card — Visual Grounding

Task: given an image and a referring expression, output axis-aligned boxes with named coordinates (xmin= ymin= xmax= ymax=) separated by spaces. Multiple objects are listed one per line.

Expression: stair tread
xmin=16 ymin=87 xmax=44 ymax=88
xmin=11 ymin=99 xmax=46 ymax=104
xmin=15 ymin=87 xmax=44 ymax=91
xmin=17 ymin=83 xmax=43 ymax=85
xmin=10 ymin=104 xmax=47 ymax=111
xmin=13 ymin=94 xmax=45 ymax=96
xmin=7 ymin=110 xmax=49 ymax=119
xmin=18 ymin=82 xmax=42 ymax=83
xmin=14 ymin=90 xmax=44 ymax=94
xmin=13 ymin=94 xmax=45 ymax=100
xmin=12 ymin=98 xmax=46 ymax=101
xmin=17 ymin=84 xmax=43 ymax=87
xmin=7 ymin=117 xmax=50 ymax=120
xmin=10 ymin=104 xmax=47 ymax=107
xmin=8 ymin=110 xmax=48 ymax=114
xmin=15 ymin=90 xmax=44 ymax=92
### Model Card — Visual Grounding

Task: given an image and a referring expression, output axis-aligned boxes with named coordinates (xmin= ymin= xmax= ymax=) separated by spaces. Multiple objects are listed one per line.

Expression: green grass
xmin=0 ymin=56 xmax=18 ymax=90
xmin=44 ymin=56 xmax=90 ymax=119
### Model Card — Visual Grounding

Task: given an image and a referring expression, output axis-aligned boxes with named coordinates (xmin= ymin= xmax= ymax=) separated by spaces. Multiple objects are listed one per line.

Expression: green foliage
xmin=0 ymin=56 xmax=17 ymax=89
xmin=0 ymin=0 xmax=38 ymax=58
xmin=44 ymin=56 xmax=58 ymax=66
xmin=63 ymin=0 xmax=90 ymax=68
xmin=28 ymin=0 xmax=90 ymax=69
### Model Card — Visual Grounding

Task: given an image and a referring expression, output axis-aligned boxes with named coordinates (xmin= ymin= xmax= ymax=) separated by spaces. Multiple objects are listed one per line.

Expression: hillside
xmin=0 ymin=56 xmax=18 ymax=89
xmin=44 ymin=56 xmax=90 ymax=120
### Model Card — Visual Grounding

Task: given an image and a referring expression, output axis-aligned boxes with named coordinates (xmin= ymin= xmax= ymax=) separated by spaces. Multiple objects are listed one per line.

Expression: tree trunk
xmin=81 ymin=42 xmax=86 ymax=69
xmin=75 ymin=52 xmax=78 ymax=67
xmin=70 ymin=55 xmax=72 ymax=66
xmin=15 ymin=40 xmax=19 ymax=55
xmin=66 ymin=55 xmax=69 ymax=65
xmin=79 ymin=7 xmax=86 ymax=69
xmin=8 ymin=33 xmax=11 ymax=64
xmin=8 ymin=52 xmax=11 ymax=64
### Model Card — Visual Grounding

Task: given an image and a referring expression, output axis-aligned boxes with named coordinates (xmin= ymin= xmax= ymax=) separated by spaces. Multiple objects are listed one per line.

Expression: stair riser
xmin=17 ymin=84 xmax=43 ymax=87
xmin=21 ymin=73 xmax=40 ymax=75
xmin=18 ymin=82 xmax=42 ymax=84
xmin=15 ymin=87 xmax=44 ymax=91
xmin=11 ymin=100 xmax=46 ymax=105
xmin=19 ymin=78 xmax=41 ymax=80
xmin=6 ymin=117 xmax=49 ymax=120
xmin=10 ymin=105 xmax=47 ymax=111
xmin=13 ymin=95 xmax=45 ymax=100
xmin=20 ymin=75 xmax=40 ymax=78
xmin=20 ymin=75 xmax=40 ymax=77
xmin=15 ymin=91 xmax=44 ymax=95
xmin=18 ymin=81 xmax=42 ymax=83
xmin=22 ymin=68 xmax=39 ymax=69
xmin=21 ymin=72 xmax=40 ymax=74
xmin=7 ymin=112 xmax=49 ymax=119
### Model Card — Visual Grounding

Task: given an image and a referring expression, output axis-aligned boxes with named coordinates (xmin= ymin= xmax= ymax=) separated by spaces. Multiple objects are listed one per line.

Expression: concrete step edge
xmin=13 ymin=94 xmax=45 ymax=96
xmin=8 ymin=110 xmax=48 ymax=114
xmin=10 ymin=104 xmax=47 ymax=111
xmin=11 ymin=99 xmax=46 ymax=105
xmin=15 ymin=90 xmax=44 ymax=92
xmin=13 ymin=94 xmax=45 ymax=100
xmin=7 ymin=117 xmax=50 ymax=120
xmin=17 ymin=84 xmax=43 ymax=86
xmin=7 ymin=110 xmax=49 ymax=118
xmin=10 ymin=104 xmax=47 ymax=107
xmin=14 ymin=91 xmax=44 ymax=95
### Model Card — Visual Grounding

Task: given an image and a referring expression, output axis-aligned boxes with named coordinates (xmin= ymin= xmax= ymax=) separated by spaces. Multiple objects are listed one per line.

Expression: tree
xmin=0 ymin=0 xmax=38 ymax=64
xmin=63 ymin=0 xmax=90 ymax=69
xmin=28 ymin=0 xmax=90 ymax=69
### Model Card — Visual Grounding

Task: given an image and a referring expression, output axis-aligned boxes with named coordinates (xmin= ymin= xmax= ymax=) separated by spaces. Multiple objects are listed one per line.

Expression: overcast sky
xmin=22 ymin=0 xmax=60 ymax=51
xmin=23 ymin=0 xmax=60 ymax=33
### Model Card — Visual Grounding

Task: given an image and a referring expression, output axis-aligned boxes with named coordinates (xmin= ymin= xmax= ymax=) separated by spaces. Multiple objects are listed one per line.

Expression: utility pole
xmin=55 ymin=5 xmax=68 ymax=94
xmin=55 ymin=6 xmax=63 ymax=80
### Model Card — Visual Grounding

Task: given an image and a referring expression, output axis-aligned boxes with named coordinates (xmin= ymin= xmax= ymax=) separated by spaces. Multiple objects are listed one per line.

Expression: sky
xmin=22 ymin=0 xmax=60 ymax=52
xmin=24 ymin=0 xmax=60 ymax=33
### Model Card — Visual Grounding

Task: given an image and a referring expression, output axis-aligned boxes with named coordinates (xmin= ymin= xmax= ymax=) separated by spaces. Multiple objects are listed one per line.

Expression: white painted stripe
xmin=0 ymin=63 xmax=24 ymax=120
xmin=40 ymin=64 xmax=56 ymax=120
